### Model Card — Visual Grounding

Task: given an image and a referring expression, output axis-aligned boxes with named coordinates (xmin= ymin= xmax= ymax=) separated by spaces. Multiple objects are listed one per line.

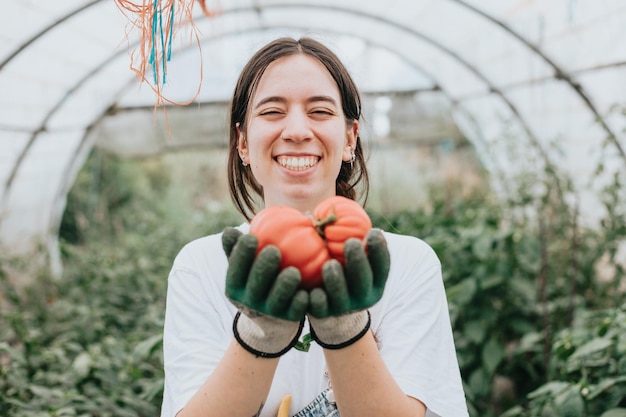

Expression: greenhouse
xmin=1 ymin=1 xmax=625 ymax=416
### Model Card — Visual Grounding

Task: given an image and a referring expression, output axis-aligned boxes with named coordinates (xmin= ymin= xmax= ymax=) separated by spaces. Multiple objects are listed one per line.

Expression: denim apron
xmin=292 ymin=389 xmax=340 ymax=417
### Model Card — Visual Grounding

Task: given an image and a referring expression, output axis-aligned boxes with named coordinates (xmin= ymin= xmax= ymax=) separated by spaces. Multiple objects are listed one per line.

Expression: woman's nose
xmin=280 ymin=110 xmax=312 ymax=142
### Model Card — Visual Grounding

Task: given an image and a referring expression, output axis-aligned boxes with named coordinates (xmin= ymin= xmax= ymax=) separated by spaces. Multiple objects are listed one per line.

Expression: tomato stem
xmin=315 ymin=206 xmax=337 ymax=238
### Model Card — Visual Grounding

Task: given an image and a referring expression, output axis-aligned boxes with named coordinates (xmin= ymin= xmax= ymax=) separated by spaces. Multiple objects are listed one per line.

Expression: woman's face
xmin=238 ymin=54 xmax=358 ymax=213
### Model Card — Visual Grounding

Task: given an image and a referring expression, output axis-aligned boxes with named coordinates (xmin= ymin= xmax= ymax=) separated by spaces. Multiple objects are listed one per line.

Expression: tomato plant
xmin=249 ymin=205 xmax=330 ymax=290
xmin=314 ymin=196 xmax=372 ymax=264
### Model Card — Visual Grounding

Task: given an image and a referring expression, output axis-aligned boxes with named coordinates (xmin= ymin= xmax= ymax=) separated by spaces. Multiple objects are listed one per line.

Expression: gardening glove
xmin=222 ymin=227 xmax=308 ymax=358
xmin=308 ymin=228 xmax=390 ymax=349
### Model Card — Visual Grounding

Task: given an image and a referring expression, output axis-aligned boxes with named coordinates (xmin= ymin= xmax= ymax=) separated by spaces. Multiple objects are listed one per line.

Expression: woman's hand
xmin=222 ymin=227 xmax=309 ymax=357
xmin=307 ymin=229 xmax=390 ymax=348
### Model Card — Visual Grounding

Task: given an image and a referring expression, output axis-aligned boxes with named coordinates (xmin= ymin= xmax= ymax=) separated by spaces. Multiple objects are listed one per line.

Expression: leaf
xmin=132 ymin=333 xmax=163 ymax=360
xmin=294 ymin=333 xmax=313 ymax=352
xmin=555 ymin=385 xmax=584 ymax=417
xmin=446 ymin=279 xmax=477 ymax=306
xmin=465 ymin=320 xmax=487 ymax=344
xmin=72 ymin=351 xmax=92 ymax=378
xmin=478 ymin=274 xmax=504 ymax=290
xmin=472 ymin=234 xmax=493 ymax=261
xmin=55 ymin=406 xmax=79 ymax=417
xmin=468 ymin=367 xmax=490 ymax=397
xmin=28 ymin=385 xmax=65 ymax=399
xmin=516 ymin=236 xmax=541 ymax=273
xmin=482 ymin=337 xmax=504 ymax=374
xmin=499 ymin=405 xmax=524 ymax=417
xmin=588 ymin=376 xmax=626 ymax=400
xmin=517 ymin=331 xmax=543 ymax=353
xmin=509 ymin=278 xmax=536 ymax=304
xmin=569 ymin=337 xmax=613 ymax=360
xmin=601 ymin=409 xmax=626 ymax=417
xmin=528 ymin=381 xmax=570 ymax=399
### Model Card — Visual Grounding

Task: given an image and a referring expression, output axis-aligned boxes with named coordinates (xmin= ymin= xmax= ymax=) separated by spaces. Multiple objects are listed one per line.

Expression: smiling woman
xmin=235 ymin=53 xmax=357 ymax=213
xmin=227 ymin=38 xmax=369 ymax=222
xmin=160 ymin=36 xmax=469 ymax=417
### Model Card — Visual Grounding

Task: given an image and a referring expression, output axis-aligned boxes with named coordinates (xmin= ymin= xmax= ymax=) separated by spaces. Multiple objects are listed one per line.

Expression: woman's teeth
xmin=277 ymin=156 xmax=318 ymax=170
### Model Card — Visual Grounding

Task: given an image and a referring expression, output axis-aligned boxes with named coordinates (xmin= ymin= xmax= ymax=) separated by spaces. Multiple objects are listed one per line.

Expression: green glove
xmin=308 ymin=228 xmax=390 ymax=349
xmin=222 ymin=227 xmax=309 ymax=358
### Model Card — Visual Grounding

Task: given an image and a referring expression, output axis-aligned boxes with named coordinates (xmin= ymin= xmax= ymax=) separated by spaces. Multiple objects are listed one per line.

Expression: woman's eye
xmin=259 ymin=109 xmax=283 ymax=116
xmin=311 ymin=109 xmax=334 ymax=116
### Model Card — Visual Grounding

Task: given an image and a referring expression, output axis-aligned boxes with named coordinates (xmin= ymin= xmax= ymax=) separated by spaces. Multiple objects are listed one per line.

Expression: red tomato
xmin=249 ymin=206 xmax=330 ymax=290
xmin=313 ymin=196 xmax=372 ymax=264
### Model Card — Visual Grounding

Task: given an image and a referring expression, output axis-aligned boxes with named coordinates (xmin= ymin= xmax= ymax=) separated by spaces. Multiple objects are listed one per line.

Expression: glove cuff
xmin=233 ymin=311 xmax=304 ymax=358
xmin=309 ymin=310 xmax=371 ymax=350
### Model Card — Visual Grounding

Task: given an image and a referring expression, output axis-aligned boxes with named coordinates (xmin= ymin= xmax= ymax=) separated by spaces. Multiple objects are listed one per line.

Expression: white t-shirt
xmin=160 ymin=224 xmax=469 ymax=417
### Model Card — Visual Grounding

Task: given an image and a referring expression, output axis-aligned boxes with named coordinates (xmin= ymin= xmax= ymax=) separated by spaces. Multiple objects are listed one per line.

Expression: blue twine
xmin=159 ymin=4 xmax=166 ymax=84
xmin=167 ymin=3 xmax=174 ymax=62
xmin=147 ymin=0 xmax=175 ymax=86
xmin=149 ymin=1 xmax=158 ymax=84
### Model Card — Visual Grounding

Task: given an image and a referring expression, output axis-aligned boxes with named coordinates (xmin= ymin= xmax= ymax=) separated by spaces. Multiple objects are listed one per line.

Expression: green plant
xmin=502 ymin=306 xmax=626 ymax=416
xmin=0 ymin=222 xmax=170 ymax=417
xmin=369 ymin=167 xmax=625 ymax=416
xmin=372 ymin=187 xmax=543 ymax=415
xmin=1 ymin=149 xmax=243 ymax=416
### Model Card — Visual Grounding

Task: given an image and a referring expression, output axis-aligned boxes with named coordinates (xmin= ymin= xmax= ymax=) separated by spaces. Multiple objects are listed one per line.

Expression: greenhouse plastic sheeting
xmin=1 ymin=0 xmax=625 ymax=262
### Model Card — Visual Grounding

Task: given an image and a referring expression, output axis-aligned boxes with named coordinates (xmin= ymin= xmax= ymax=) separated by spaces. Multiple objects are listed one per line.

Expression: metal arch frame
xmin=47 ymin=25 xmax=506 ymax=240
xmin=0 ymin=1 xmax=620 ymax=151
xmin=0 ymin=0 xmax=105 ymax=72
xmin=4 ymin=18 xmax=504 ymax=249
xmin=0 ymin=0 xmax=107 ymax=221
xmin=40 ymin=16 xmax=532 ymax=260
xmin=0 ymin=0 xmax=552 ymax=200
xmin=0 ymin=49 xmax=128 ymax=225
xmin=452 ymin=0 xmax=625 ymax=161
xmin=2 ymin=0 xmax=622 ymax=229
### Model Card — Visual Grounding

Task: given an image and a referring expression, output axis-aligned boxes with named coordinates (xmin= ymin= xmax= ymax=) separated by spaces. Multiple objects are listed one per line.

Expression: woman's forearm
xmin=323 ymin=331 xmax=426 ymax=417
xmin=177 ymin=340 xmax=279 ymax=417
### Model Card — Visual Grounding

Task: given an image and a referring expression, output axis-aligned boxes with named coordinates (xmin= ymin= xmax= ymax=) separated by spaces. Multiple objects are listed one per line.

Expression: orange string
xmin=113 ymin=0 xmax=219 ymax=133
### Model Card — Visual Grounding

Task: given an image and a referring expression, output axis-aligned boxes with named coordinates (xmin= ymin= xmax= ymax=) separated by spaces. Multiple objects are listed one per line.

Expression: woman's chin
xmin=265 ymin=186 xmax=332 ymax=211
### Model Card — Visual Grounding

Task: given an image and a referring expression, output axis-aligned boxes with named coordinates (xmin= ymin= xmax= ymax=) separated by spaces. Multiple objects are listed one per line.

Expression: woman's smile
xmin=275 ymin=155 xmax=321 ymax=171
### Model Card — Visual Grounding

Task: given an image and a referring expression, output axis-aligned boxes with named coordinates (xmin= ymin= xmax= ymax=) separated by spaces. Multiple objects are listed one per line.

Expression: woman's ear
xmin=343 ymin=120 xmax=359 ymax=162
xmin=236 ymin=122 xmax=249 ymax=164
xmin=342 ymin=144 xmax=353 ymax=162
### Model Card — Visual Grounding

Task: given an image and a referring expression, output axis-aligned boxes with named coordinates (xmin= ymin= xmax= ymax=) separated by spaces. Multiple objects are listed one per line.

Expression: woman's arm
xmin=177 ymin=340 xmax=279 ymax=417
xmin=324 ymin=331 xmax=426 ymax=417
xmin=309 ymin=230 xmax=426 ymax=417
xmin=166 ymin=229 xmax=308 ymax=417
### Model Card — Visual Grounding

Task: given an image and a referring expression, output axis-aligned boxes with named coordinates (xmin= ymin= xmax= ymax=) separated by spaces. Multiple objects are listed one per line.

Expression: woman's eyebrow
xmin=254 ymin=95 xmax=338 ymax=109
xmin=254 ymin=96 xmax=286 ymax=109
xmin=307 ymin=95 xmax=338 ymax=106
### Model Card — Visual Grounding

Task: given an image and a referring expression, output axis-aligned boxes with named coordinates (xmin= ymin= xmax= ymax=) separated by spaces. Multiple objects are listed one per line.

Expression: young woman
xmin=160 ymin=37 xmax=468 ymax=417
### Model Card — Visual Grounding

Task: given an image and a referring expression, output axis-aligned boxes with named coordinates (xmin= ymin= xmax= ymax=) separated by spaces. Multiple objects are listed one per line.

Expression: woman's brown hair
xmin=227 ymin=37 xmax=369 ymax=220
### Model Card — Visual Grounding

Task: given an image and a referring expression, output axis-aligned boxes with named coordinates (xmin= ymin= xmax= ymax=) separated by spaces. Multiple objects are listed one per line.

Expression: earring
xmin=345 ymin=146 xmax=356 ymax=168
xmin=241 ymin=158 xmax=248 ymax=167
xmin=348 ymin=144 xmax=356 ymax=168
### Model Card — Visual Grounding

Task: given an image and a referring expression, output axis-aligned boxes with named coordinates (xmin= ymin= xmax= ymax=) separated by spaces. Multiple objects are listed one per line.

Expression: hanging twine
xmin=114 ymin=0 xmax=219 ymax=108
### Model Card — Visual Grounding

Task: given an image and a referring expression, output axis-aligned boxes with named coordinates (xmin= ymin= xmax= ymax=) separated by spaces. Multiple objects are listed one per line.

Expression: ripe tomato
xmin=313 ymin=196 xmax=372 ymax=264
xmin=249 ymin=206 xmax=330 ymax=290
